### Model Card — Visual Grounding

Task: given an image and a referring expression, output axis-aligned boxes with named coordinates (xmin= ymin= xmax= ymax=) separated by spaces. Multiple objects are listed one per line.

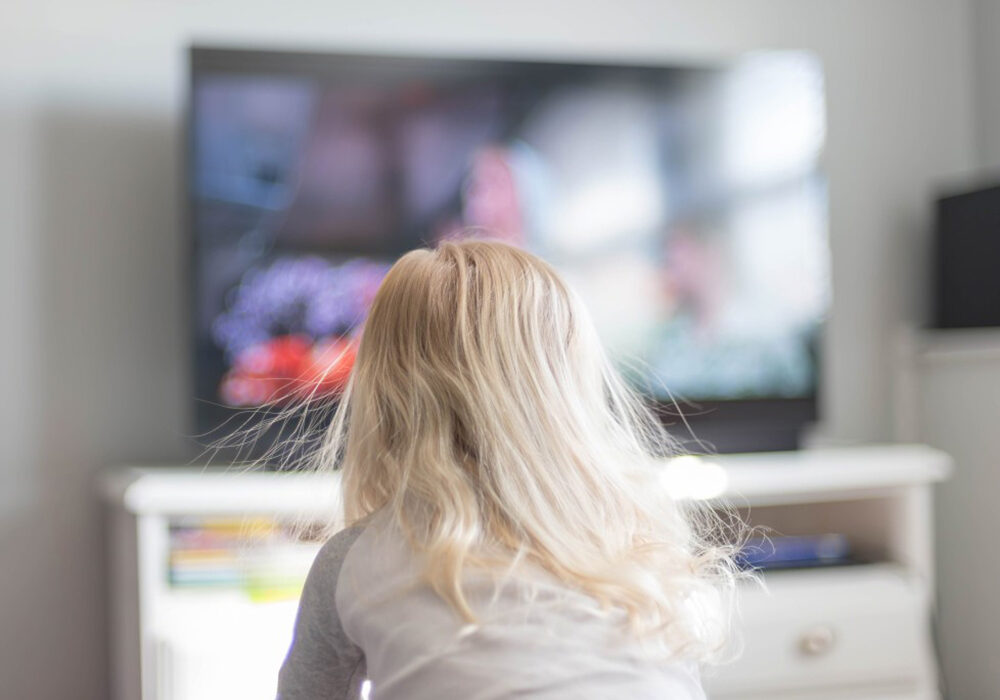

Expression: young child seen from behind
xmin=277 ymin=239 xmax=740 ymax=699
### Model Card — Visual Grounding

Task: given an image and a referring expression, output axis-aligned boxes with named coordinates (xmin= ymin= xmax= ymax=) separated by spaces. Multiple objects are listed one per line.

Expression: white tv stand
xmin=103 ymin=444 xmax=950 ymax=700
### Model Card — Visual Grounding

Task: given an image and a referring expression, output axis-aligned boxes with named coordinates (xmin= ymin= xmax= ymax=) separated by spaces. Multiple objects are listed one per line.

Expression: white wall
xmin=910 ymin=335 xmax=1000 ymax=699
xmin=921 ymin=2 xmax=1000 ymax=699
xmin=973 ymin=0 xmax=1000 ymax=169
xmin=0 ymin=1 xmax=978 ymax=697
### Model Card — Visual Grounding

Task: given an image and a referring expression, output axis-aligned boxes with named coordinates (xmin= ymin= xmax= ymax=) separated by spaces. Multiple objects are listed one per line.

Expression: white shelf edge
xmin=909 ymin=327 xmax=1000 ymax=364
xmin=707 ymin=444 xmax=951 ymax=506
xmin=103 ymin=444 xmax=951 ymax=516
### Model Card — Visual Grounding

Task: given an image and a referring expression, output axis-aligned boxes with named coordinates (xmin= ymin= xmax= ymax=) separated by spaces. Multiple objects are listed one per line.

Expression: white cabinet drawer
xmin=705 ymin=565 xmax=934 ymax=697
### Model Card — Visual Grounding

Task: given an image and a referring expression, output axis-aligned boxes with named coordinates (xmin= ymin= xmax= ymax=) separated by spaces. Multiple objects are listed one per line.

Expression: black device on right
xmin=934 ymin=184 xmax=1000 ymax=329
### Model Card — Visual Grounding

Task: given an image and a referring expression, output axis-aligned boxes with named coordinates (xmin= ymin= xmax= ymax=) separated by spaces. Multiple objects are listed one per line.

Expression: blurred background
xmin=2 ymin=0 xmax=1000 ymax=698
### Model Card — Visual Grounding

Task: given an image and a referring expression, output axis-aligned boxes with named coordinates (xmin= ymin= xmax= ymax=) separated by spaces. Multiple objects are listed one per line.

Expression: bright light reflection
xmin=660 ymin=455 xmax=729 ymax=500
xmin=721 ymin=52 xmax=825 ymax=189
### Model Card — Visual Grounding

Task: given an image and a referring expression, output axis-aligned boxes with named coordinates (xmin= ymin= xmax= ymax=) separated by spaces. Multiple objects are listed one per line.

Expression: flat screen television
xmin=189 ymin=46 xmax=827 ymax=455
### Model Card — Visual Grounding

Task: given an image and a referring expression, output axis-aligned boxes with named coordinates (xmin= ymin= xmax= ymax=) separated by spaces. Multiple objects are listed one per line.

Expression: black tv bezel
xmin=185 ymin=45 xmax=822 ymax=458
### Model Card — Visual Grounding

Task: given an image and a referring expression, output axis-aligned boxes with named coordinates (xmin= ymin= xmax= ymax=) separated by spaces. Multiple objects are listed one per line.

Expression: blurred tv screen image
xmin=190 ymin=49 xmax=828 ymax=438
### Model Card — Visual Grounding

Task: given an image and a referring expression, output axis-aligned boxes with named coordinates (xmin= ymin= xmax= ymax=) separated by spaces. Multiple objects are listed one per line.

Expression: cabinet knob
xmin=798 ymin=624 xmax=836 ymax=657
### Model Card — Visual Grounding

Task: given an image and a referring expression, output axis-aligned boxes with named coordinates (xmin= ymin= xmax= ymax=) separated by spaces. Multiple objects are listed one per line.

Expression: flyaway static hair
xmin=226 ymin=239 xmax=747 ymax=661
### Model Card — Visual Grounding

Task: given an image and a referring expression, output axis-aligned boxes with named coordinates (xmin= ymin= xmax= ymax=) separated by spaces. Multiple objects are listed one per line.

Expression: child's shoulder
xmin=310 ymin=520 xmax=371 ymax=587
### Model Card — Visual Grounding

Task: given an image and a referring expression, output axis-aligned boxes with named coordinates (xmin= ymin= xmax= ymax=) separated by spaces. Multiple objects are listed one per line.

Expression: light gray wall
xmin=973 ymin=0 xmax=1000 ymax=169
xmin=915 ymin=340 xmax=1000 ymax=700
xmin=0 ymin=1 xmax=978 ymax=697
xmin=923 ymin=3 xmax=1000 ymax=699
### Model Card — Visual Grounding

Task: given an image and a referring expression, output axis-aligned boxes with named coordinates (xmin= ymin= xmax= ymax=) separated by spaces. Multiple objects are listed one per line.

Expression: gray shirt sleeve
xmin=277 ymin=525 xmax=367 ymax=700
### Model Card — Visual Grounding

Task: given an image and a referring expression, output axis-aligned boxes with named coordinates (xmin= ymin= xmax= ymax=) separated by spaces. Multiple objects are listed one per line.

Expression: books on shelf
xmin=168 ymin=516 xmax=320 ymax=601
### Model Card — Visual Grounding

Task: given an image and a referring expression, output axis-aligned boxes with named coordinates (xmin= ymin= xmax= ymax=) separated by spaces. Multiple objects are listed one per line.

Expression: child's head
xmin=346 ymin=239 xmax=633 ymax=502
xmin=317 ymin=239 xmax=738 ymax=660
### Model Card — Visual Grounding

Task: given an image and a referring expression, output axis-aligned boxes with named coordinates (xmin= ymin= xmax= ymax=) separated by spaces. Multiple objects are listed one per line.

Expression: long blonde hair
xmin=302 ymin=239 xmax=739 ymax=660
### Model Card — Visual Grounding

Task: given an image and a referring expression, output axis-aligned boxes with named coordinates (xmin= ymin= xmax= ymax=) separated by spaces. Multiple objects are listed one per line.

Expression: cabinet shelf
xmin=104 ymin=444 xmax=950 ymax=700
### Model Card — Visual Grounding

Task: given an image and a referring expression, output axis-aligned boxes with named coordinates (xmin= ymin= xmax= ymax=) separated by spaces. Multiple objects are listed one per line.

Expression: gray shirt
xmin=278 ymin=525 xmax=367 ymax=699
xmin=277 ymin=514 xmax=706 ymax=699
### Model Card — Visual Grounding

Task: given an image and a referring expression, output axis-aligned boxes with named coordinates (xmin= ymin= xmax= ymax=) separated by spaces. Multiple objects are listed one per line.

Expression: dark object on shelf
xmin=737 ymin=533 xmax=853 ymax=571
xmin=934 ymin=184 xmax=1000 ymax=329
